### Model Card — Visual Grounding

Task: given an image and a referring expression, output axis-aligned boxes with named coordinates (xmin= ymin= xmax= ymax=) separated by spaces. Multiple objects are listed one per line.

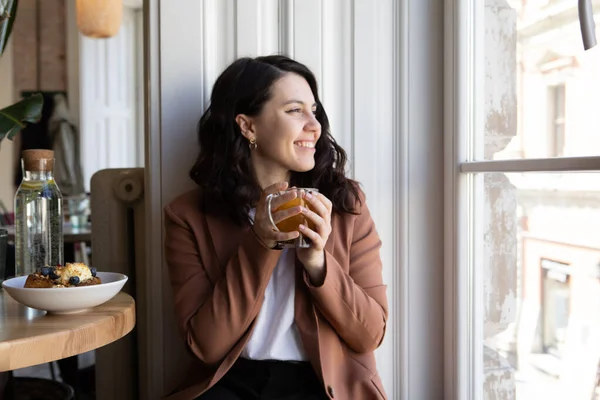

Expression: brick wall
xmin=12 ymin=0 xmax=66 ymax=95
xmin=0 ymin=41 xmax=16 ymax=211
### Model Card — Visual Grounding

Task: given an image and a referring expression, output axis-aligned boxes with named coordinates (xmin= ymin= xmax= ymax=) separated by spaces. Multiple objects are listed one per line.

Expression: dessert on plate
xmin=24 ymin=262 xmax=101 ymax=288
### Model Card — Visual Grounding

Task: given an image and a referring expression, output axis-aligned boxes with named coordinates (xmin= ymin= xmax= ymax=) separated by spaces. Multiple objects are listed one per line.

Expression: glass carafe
xmin=14 ymin=149 xmax=63 ymax=276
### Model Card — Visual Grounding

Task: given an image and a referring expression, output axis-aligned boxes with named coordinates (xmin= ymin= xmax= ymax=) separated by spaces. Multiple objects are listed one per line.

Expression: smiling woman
xmin=163 ymin=55 xmax=388 ymax=400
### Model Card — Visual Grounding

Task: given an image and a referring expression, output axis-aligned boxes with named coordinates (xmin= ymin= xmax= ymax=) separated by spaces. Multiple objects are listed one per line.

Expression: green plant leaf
xmin=0 ymin=0 xmax=17 ymax=56
xmin=0 ymin=93 xmax=44 ymax=142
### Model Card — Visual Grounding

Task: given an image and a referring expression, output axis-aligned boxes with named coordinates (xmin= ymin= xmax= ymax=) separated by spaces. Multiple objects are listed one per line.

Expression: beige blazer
xmin=163 ymin=188 xmax=388 ymax=399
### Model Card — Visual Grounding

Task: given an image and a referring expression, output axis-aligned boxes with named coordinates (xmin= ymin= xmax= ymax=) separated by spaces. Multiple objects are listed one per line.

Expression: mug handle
xmin=265 ymin=193 xmax=280 ymax=232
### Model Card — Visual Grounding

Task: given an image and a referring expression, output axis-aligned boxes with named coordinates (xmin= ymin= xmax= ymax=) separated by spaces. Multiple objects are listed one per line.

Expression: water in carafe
xmin=14 ymin=149 xmax=63 ymax=276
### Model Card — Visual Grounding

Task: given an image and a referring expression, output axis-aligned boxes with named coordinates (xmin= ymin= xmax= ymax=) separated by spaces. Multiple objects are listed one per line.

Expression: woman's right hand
xmin=253 ymin=182 xmax=302 ymax=249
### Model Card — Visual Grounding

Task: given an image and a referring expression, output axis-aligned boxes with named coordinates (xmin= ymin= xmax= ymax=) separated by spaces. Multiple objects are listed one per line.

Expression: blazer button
xmin=327 ymin=385 xmax=335 ymax=398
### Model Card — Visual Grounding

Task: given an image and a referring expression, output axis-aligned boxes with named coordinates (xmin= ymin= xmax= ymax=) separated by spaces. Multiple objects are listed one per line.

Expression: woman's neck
xmin=252 ymin=158 xmax=290 ymax=190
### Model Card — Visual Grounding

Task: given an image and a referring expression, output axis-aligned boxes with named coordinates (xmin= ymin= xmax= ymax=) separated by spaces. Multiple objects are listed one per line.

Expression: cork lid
xmin=22 ymin=149 xmax=55 ymax=172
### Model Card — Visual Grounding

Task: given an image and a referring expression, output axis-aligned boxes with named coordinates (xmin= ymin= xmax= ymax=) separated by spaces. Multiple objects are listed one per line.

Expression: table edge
xmin=0 ymin=293 xmax=136 ymax=372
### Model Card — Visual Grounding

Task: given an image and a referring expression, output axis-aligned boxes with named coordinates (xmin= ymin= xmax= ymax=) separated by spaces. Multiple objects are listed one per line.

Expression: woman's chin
xmin=290 ymin=163 xmax=315 ymax=173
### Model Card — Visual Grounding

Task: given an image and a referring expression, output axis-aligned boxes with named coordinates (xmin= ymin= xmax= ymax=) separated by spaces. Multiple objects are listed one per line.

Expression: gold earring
xmin=249 ymin=137 xmax=257 ymax=150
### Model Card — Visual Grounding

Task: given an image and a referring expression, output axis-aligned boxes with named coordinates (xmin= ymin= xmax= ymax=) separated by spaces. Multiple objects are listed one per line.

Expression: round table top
xmin=0 ymin=290 xmax=135 ymax=372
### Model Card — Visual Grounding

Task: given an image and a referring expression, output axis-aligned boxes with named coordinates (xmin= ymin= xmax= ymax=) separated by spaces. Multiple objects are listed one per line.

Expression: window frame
xmin=445 ymin=0 xmax=600 ymax=399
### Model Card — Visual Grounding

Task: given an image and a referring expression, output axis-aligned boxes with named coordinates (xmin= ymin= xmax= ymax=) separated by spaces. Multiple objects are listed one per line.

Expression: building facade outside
xmin=491 ymin=1 xmax=600 ymax=398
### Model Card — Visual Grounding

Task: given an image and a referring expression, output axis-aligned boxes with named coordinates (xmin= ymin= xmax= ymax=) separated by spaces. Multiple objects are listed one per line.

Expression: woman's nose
xmin=305 ymin=114 xmax=321 ymax=132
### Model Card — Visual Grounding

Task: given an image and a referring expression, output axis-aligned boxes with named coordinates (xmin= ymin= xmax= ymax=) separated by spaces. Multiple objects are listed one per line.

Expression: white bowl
xmin=1 ymin=272 xmax=128 ymax=314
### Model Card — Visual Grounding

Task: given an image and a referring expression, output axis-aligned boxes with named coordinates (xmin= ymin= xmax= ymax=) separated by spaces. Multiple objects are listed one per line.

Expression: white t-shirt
xmin=241 ymin=209 xmax=308 ymax=361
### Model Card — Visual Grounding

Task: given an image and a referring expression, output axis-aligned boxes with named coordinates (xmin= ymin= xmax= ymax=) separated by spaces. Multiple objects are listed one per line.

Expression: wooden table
xmin=0 ymin=291 xmax=135 ymax=372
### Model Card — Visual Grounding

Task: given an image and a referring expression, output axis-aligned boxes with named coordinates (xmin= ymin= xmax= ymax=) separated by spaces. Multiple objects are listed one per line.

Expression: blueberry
xmin=90 ymin=267 xmax=97 ymax=277
xmin=49 ymin=270 xmax=60 ymax=280
xmin=41 ymin=267 xmax=51 ymax=276
xmin=69 ymin=276 xmax=80 ymax=285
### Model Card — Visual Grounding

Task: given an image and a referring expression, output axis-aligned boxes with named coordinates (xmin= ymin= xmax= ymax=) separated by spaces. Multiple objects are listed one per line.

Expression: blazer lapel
xmin=294 ymin=259 xmax=323 ymax=379
xmin=294 ymin=219 xmax=337 ymax=380
xmin=203 ymin=213 xmax=247 ymax=280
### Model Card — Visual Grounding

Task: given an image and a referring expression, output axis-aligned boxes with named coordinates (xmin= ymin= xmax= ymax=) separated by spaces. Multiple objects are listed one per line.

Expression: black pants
xmin=197 ymin=358 xmax=328 ymax=400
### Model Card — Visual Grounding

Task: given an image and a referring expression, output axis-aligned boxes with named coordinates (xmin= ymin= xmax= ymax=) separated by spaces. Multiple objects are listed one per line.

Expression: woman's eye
xmin=287 ymin=108 xmax=302 ymax=113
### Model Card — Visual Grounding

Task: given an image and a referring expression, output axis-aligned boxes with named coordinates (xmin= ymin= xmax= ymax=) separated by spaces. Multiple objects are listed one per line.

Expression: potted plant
xmin=0 ymin=0 xmax=44 ymax=142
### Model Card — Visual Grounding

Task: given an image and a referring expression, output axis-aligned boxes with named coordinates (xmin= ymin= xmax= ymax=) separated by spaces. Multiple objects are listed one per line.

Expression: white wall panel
xmin=236 ymin=0 xmax=279 ymax=57
xmin=353 ymin=0 xmax=380 ymax=185
xmin=354 ymin=1 xmax=397 ymax=392
xmin=219 ymin=0 xmax=237 ymax=66
xmin=279 ymin=0 xmax=294 ymax=55
xmin=236 ymin=0 xmax=261 ymax=56
xmin=292 ymin=0 xmax=323 ymax=87
xmin=201 ymin=0 xmax=219 ymax=107
xmin=321 ymin=0 xmax=353 ymax=166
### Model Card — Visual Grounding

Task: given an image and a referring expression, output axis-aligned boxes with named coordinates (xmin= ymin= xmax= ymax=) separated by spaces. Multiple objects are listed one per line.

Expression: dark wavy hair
xmin=190 ymin=55 xmax=360 ymax=226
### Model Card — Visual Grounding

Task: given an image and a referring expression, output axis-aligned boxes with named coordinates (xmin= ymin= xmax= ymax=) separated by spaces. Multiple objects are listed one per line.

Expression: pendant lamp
xmin=76 ymin=0 xmax=123 ymax=38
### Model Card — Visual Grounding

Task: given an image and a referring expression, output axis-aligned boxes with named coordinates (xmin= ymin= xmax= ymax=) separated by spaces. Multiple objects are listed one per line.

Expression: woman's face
xmin=241 ymin=73 xmax=322 ymax=177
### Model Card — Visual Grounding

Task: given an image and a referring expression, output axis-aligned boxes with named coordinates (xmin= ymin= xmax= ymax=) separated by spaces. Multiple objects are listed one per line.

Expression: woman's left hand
xmin=296 ymin=191 xmax=333 ymax=284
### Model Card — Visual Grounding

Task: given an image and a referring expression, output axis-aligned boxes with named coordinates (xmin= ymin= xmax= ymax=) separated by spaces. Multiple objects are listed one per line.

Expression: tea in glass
xmin=266 ymin=188 xmax=318 ymax=248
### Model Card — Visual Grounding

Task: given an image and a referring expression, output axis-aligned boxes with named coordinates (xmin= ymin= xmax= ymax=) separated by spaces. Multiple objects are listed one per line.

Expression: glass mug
xmin=266 ymin=188 xmax=318 ymax=248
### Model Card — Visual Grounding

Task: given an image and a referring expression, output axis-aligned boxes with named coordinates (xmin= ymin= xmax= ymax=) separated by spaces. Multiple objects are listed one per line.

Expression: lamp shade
xmin=76 ymin=0 xmax=123 ymax=38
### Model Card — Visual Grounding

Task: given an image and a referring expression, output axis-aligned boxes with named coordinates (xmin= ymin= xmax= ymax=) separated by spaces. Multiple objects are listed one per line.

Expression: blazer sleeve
xmin=164 ymin=205 xmax=281 ymax=365
xmin=303 ymin=197 xmax=388 ymax=353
